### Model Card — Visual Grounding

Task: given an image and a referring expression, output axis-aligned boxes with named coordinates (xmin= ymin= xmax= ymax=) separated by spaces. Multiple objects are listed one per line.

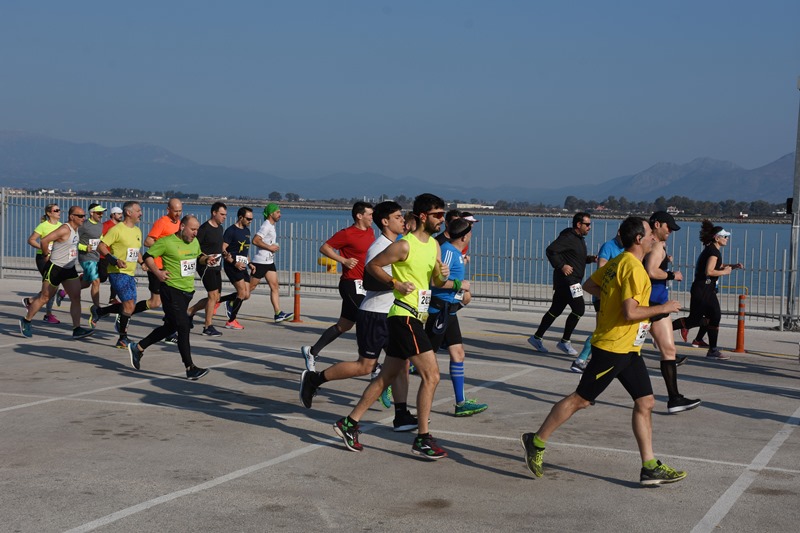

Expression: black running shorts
xmin=576 ymin=346 xmax=653 ymax=403
xmin=356 ymin=309 xmax=389 ymax=359
xmin=386 ymin=315 xmax=434 ymax=360
xmin=338 ymin=279 xmax=365 ymax=323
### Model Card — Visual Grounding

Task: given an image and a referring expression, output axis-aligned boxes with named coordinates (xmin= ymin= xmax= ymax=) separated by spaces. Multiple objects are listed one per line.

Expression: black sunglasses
xmin=72 ymin=213 xmax=86 ymax=218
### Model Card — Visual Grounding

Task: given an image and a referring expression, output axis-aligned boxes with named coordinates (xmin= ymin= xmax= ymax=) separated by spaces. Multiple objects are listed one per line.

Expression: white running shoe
xmin=557 ymin=341 xmax=578 ymax=356
xmin=301 ymin=345 xmax=316 ymax=372
xmin=527 ymin=336 xmax=548 ymax=353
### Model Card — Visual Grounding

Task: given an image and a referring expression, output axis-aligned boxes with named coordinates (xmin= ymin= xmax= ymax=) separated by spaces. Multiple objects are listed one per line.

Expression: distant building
xmin=452 ymin=203 xmax=494 ymax=210
xmin=666 ymin=206 xmax=681 ymax=215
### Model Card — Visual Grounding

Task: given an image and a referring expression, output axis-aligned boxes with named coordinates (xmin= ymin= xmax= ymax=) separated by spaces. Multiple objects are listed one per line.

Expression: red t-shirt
xmin=325 ymin=225 xmax=375 ymax=281
xmin=147 ymin=216 xmax=179 ymax=269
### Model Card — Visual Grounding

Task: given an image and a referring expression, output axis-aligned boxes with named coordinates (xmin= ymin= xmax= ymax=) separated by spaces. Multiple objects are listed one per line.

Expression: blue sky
xmin=1 ymin=1 xmax=798 ymax=188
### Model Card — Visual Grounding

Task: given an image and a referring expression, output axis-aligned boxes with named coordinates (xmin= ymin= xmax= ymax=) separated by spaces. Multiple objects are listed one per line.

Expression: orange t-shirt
xmin=147 ymin=216 xmax=179 ymax=269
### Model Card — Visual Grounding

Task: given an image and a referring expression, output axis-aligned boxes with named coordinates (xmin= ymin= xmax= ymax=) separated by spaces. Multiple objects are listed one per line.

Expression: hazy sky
xmin=2 ymin=1 xmax=798 ymax=188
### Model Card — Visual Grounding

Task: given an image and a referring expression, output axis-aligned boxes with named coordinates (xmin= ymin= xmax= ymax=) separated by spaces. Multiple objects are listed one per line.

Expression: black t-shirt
xmin=693 ymin=245 xmax=722 ymax=288
xmin=197 ymin=221 xmax=224 ymax=269
xmin=223 ymin=224 xmax=251 ymax=258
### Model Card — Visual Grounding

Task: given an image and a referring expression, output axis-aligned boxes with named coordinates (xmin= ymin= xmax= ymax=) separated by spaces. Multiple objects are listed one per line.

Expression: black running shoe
xmin=186 ymin=365 xmax=209 ymax=381
xmin=667 ymin=395 xmax=701 ymax=414
xmin=299 ymin=370 xmax=318 ymax=408
xmin=393 ymin=410 xmax=418 ymax=432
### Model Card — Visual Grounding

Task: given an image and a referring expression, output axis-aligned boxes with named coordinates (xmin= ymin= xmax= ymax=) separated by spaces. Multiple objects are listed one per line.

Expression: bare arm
xmin=366 ymin=240 xmax=411 ymax=294
xmin=705 ymin=255 xmax=732 ymax=277
xmin=27 ymin=231 xmax=42 ymax=250
xmin=583 ymin=277 xmax=601 ymax=298
xmin=143 ymin=235 xmax=156 ymax=247
xmin=39 ymin=225 xmax=70 ymax=256
xmin=622 ymin=297 xmax=680 ymax=322
xmin=320 ymin=242 xmax=357 ymax=270
xmin=253 ymin=234 xmax=279 ymax=252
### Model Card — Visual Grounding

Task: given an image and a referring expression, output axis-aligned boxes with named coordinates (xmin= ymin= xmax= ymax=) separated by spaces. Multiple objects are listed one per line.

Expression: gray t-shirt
xmin=78 ymin=219 xmax=104 ymax=262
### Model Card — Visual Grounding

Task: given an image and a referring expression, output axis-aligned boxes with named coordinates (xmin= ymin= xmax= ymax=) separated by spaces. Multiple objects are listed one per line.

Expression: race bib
xmin=454 ymin=289 xmax=465 ymax=301
xmin=47 ymin=242 xmax=54 ymax=252
xmin=126 ymin=248 xmax=139 ymax=262
xmin=418 ymin=290 xmax=431 ymax=313
xmin=354 ymin=279 xmax=366 ymax=295
xmin=180 ymin=258 xmax=197 ymax=277
xmin=569 ymin=282 xmax=584 ymax=298
xmin=633 ymin=322 xmax=651 ymax=347
xmin=236 ymin=255 xmax=249 ymax=266
xmin=88 ymin=238 xmax=100 ymax=249
xmin=69 ymin=248 xmax=78 ymax=259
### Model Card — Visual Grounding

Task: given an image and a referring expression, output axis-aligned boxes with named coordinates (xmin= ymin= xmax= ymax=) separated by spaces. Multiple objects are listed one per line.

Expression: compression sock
xmin=450 ymin=361 xmax=465 ymax=404
xmin=309 ymin=370 xmax=328 ymax=387
xmin=219 ymin=292 xmax=236 ymax=303
xmin=562 ymin=312 xmax=583 ymax=340
xmin=534 ymin=312 xmax=558 ymax=339
xmin=707 ymin=326 xmax=720 ymax=348
xmin=660 ymin=360 xmax=680 ymax=400
xmin=99 ymin=303 xmax=121 ymax=316
xmin=577 ymin=336 xmax=592 ymax=362
xmin=133 ymin=300 xmax=149 ymax=315
xmin=117 ymin=313 xmax=131 ymax=336
xmin=311 ymin=325 xmax=342 ymax=356
xmin=229 ymin=298 xmax=243 ymax=320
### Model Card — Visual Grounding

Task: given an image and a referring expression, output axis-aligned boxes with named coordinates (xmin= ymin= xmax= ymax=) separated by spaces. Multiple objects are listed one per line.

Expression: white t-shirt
xmin=252 ymin=219 xmax=277 ymax=265
xmin=359 ymin=234 xmax=394 ymax=313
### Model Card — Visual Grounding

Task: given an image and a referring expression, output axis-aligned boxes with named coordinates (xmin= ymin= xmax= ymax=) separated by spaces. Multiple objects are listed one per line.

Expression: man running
xmin=528 ymin=212 xmax=597 ymax=355
xmin=300 ymin=201 xmax=417 ymax=431
xmin=20 ymin=206 xmax=94 ymax=339
xmin=426 ymin=217 xmax=487 ymax=417
xmin=521 ymin=216 xmax=687 ymax=486
xmin=332 ymin=193 xmax=449 ymax=459
xmin=91 ymin=201 xmax=147 ymax=348
xmin=250 ymin=203 xmax=293 ymax=323
xmin=301 ymin=201 xmax=374 ymax=371
xmin=220 ymin=206 xmax=254 ymax=329
xmin=100 ymin=206 xmax=124 ymax=304
xmin=645 ymin=211 xmax=701 ymax=414
xmin=127 ymin=215 xmax=219 ymax=380
xmin=77 ymin=203 xmax=107 ymax=308
xmin=187 ymin=202 xmax=227 ymax=337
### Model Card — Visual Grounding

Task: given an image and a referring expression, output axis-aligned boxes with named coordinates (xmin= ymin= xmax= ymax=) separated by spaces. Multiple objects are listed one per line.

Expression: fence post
xmin=291 ymin=272 xmax=302 ymax=322
xmin=0 ymin=187 xmax=5 ymax=279
xmin=734 ymin=294 xmax=746 ymax=353
xmin=508 ymin=239 xmax=514 ymax=311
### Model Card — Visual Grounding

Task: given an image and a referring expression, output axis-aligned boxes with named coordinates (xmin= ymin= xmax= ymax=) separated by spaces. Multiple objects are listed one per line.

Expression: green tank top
xmin=388 ymin=233 xmax=438 ymax=319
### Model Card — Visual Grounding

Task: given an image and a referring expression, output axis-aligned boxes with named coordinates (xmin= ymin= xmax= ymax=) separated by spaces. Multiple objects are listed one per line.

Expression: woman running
xmin=24 ymin=203 xmax=64 ymax=323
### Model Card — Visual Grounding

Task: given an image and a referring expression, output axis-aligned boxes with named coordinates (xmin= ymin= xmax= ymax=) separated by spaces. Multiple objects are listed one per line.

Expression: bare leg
xmin=631 ymin=395 xmax=656 ymax=462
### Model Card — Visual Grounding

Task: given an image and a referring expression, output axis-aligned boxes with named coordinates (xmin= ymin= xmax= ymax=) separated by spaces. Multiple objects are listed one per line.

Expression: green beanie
xmin=264 ymin=203 xmax=280 ymax=219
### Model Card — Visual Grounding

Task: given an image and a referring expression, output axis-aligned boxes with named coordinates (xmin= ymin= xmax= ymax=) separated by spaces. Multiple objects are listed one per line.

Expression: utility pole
xmin=786 ymin=77 xmax=800 ymax=330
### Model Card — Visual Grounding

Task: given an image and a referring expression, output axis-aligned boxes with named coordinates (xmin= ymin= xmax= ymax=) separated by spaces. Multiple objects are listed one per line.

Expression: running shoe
xmin=213 ymin=301 xmax=221 ymax=316
xmin=454 ymin=399 xmax=488 ymax=417
xmin=19 ymin=318 xmax=32 ymax=338
xmin=186 ymin=365 xmax=210 ymax=381
xmin=72 ymin=327 xmax=94 ymax=339
xmin=370 ymin=362 xmax=382 ymax=380
xmin=114 ymin=314 xmax=121 ymax=334
xmin=22 ymin=297 xmax=31 ymax=310
xmin=43 ymin=314 xmax=60 ymax=324
xmin=202 ymin=325 xmax=223 ymax=337
xmin=224 ymin=319 xmax=244 ymax=330
xmin=164 ymin=333 xmax=179 ymax=344
xmin=667 ymin=395 xmax=702 ymax=414
xmin=706 ymin=348 xmax=730 ymax=360
xmin=521 ymin=432 xmax=545 ymax=477
xmin=527 ymin=336 xmax=548 ymax=353
xmin=556 ymin=340 xmax=578 ymax=356
xmin=115 ymin=336 xmax=131 ymax=349
xmin=640 ymin=460 xmax=686 ymax=486
xmin=676 ymin=356 xmax=688 ymax=367
xmin=301 ymin=345 xmax=316 ymax=372
xmin=393 ymin=410 xmax=418 ymax=432
xmin=56 ymin=289 xmax=67 ymax=307
xmin=408 ymin=363 xmax=417 ymax=375
xmin=412 ymin=434 xmax=447 ymax=460
xmin=225 ymin=301 xmax=233 ymax=320
xmin=89 ymin=304 xmax=101 ymax=328
xmin=299 ymin=370 xmax=318 ymax=408
xmin=274 ymin=311 xmax=293 ymax=323
xmin=128 ymin=342 xmax=142 ymax=370
xmin=678 ymin=319 xmax=689 ymax=343
xmin=570 ymin=358 xmax=588 ymax=374
xmin=333 ymin=417 xmax=363 ymax=452
xmin=691 ymin=339 xmax=709 ymax=348
xmin=379 ymin=386 xmax=392 ymax=409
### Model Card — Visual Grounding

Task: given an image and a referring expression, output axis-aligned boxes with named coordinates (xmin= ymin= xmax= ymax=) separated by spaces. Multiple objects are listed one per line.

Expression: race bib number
xmin=633 ymin=322 xmax=651 ymax=347
xmin=454 ymin=289 xmax=465 ymax=301
xmin=236 ymin=255 xmax=249 ymax=266
xmin=354 ymin=279 xmax=366 ymax=295
xmin=47 ymin=242 xmax=54 ymax=252
xmin=418 ymin=289 xmax=431 ymax=313
xmin=180 ymin=258 xmax=197 ymax=277
xmin=88 ymin=238 xmax=100 ymax=249
xmin=569 ymin=282 xmax=584 ymax=298
xmin=69 ymin=248 xmax=78 ymax=259
xmin=126 ymin=248 xmax=139 ymax=262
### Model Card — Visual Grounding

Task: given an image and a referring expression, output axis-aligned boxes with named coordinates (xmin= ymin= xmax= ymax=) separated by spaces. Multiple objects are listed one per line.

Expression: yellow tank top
xmin=388 ymin=233 xmax=438 ymax=319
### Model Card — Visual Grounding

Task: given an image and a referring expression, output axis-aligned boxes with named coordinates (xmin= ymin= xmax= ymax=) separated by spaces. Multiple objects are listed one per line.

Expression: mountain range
xmin=0 ymin=130 xmax=794 ymax=204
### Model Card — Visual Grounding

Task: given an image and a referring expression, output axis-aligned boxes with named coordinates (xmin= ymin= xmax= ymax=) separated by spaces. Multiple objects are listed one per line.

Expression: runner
xmin=521 ymin=216 xmax=687 ymax=486
xmin=219 ymin=207 xmax=254 ymax=330
xmin=19 ymin=206 xmax=94 ymax=339
xmin=23 ymin=203 xmax=62 ymax=324
xmin=100 ymin=206 xmax=124 ymax=304
xmin=143 ymin=198 xmax=183 ymax=311
xmin=332 ymin=193 xmax=450 ymax=459
xmin=91 ymin=201 xmax=147 ymax=348
xmin=250 ymin=203 xmax=293 ymax=323
xmin=76 ymin=203 xmax=107 ymax=308
xmin=301 ymin=201 xmax=374 ymax=371
xmin=127 ymin=215 xmax=219 ymax=380
xmin=186 ymin=202 xmax=227 ymax=337
xmin=300 ymin=201 xmax=417 ymax=431
xmin=425 ymin=217 xmax=487 ymax=417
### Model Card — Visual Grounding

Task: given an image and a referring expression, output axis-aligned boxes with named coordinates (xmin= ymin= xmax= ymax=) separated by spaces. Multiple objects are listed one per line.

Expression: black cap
xmin=649 ymin=211 xmax=680 ymax=231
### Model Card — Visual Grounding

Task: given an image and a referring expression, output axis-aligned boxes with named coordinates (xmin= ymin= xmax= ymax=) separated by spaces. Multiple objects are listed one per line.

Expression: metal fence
xmin=1 ymin=189 xmax=795 ymax=328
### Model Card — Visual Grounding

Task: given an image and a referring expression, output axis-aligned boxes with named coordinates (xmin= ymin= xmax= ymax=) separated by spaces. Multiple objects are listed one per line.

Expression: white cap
xmin=716 ymin=229 xmax=731 ymax=237
xmin=110 ymin=206 xmax=123 ymax=215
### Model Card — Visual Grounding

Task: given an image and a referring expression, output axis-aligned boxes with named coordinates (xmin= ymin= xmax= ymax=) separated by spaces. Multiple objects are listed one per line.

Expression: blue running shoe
xmin=379 ymin=386 xmax=392 ymax=409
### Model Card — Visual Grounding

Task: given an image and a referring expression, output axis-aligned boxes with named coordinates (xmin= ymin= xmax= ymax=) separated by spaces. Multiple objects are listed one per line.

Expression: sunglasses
xmin=50 ymin=209 xmax=61 ymax=213
xmin=581 ymin=222 xmax=591 ymax=227
xmin=426 ymin=211 xmax=446 ymax=219
xmin=72 ymin=213 xmax=86 ymax=218
xmin=244 ymin=217 xmax=253 ymax=221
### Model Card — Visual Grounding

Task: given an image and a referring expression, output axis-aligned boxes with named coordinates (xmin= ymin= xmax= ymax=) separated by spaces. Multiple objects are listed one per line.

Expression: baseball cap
xmin=110 ymin=206 xmax=123 ymax=215
xmin=461 ymin=211 xmax=479 ymax=223
xmin=89 ymin=204 xmax=107 ymax=213
xmin=264 ymin=203 xmax=280 ymax=218
xmin=649 ymin=211 xmax=680 ymax=231
xmin=716 ymin=229 xmax=731 ymax=237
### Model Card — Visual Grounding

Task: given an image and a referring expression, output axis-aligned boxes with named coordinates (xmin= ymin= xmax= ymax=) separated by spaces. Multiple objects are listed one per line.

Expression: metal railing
xmin=2 ymin=189 xmax=797 ymax=327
